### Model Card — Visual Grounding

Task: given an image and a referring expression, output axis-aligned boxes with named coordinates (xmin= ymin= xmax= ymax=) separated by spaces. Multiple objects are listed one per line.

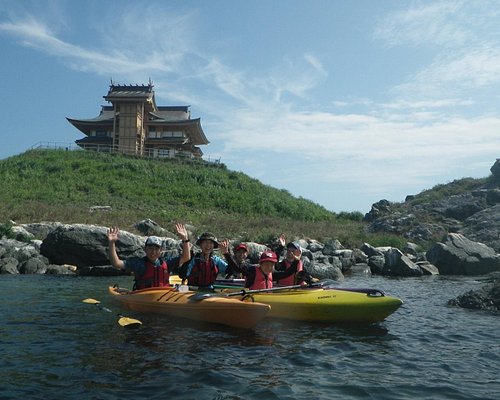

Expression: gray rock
xmin=19 ymin=257 xmax=48 ymax=274
xmin=352 ymin=248 xmax=368 ymax=263
xmin=306 ymin=239 xmax=324 ymax=253
xmin=321 ymin=239 xmax=344 ymax=255
xmin=403 ymin=242 xmax=419 ymax=257
xmin=417 ymin=261 xmax=440 ymax=275
xmin=0 ymin=257 xmax=20 ymax=274
xmin=426 ymin=233 xmax=500 ymax=275
xmin=430 ymin=193 xmax=486 ymax=221
xmin=461 ymin=204 xmax=500 ymax=252
xmin=360 ymin=243 xmax=384 ymax=258
xmin=364 ymin=199 xmax=392 ymax=221
xmin=368 ymin=255 xmax=386 ymax=274
xmin=134 ymin=219 xmax=173 ymax=237
xmin=307 ymin=262 xmax=344 ymax=281
xmin=449 ymin=277 xmax=500 ymax=311
xmin=348 ymin=263 xmax=372 ymax=276
xmin=485 ymin=189 xmax=500 ymax=205
xmin=13 ymin=245 xmax=40 ymax=263
xmin=40 ymin=224 xmax=144 ymax=267
xmin=383 ymin=247 xmax=422 ymax=277
xmin=20 ymin=222 xmax=64 ymax=240
xmin=11 ymin=225 xmax=35 ymax=241
xmin=490 ymin=159 xmax=500 ymax=179
xmin=46 ymin=264 xmax=78 ymax=275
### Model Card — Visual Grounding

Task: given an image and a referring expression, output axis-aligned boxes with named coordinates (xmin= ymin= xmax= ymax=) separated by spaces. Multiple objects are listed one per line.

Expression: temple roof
xmin=104 ymin=83 xmax=156 ymax=108
xmin=67 ymin=110 xmax=115 ymax=125
xmin=67 ymin=114 xmax=208 ymax=144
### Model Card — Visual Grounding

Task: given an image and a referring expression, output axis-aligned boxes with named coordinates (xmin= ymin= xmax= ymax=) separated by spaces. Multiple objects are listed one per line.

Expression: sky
xmin=1 ymin=0 xmax=499 ymax=214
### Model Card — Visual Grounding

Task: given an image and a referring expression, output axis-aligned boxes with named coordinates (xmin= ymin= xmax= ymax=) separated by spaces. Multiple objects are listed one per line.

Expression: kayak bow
xmin=108 ymin=286 xmax=270 ymax=329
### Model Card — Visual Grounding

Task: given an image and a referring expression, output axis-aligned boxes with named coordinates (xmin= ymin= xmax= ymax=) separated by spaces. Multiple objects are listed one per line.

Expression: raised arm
xmin=275 ymin=233 xmax=286 ymax=257
xmin=175 ymin=223 xmax=192 ymax=265
xmin=107 ymin=227 xmax=125 ymax=270
xmin=219 ymin=239 xmax=240 ymax=277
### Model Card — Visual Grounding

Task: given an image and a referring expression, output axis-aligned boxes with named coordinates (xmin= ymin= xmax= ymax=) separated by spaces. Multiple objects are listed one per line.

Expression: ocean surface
xmin=1 ymin=273 xmax=499 ymax=400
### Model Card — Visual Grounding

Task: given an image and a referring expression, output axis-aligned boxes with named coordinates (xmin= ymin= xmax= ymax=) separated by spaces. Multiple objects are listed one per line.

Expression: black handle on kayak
xmin=333 ymin=288 xmax=386 ymax=296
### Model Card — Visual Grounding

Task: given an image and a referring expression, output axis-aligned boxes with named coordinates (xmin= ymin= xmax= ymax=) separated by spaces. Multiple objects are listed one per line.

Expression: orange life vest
xmin=274 ymin=259 xmax=303 ymax=286
xmin=248 ymin=266 xmax=273 ymax=290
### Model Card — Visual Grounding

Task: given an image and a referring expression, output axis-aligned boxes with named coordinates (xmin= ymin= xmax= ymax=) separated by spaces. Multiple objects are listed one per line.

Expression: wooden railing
xmin=28 ymin=142 xmax=222 ymax=164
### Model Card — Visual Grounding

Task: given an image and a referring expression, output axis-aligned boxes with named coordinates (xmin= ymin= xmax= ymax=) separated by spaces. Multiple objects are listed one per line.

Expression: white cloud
xmin=373 ymin=1 xmax=500 ymax=111
xmin=374 ymin=1 xmax=472 ymax=48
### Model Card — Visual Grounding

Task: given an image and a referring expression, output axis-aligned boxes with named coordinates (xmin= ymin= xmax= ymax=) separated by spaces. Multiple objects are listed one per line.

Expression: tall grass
xmin=0 ymin=149 xmax=405 ymax=246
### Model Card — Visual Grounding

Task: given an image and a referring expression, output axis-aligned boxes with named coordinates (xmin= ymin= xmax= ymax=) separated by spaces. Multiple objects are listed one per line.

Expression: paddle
xmin=82 ymin=298 xmax=142 ymax=328
xmin=190 ymin=284 xmax=305 ymax=301
xmin=190 ymin=279 xmax=345 ymax=301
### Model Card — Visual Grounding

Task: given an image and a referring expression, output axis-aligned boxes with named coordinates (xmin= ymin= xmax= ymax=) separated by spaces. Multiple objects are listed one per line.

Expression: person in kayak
xmin=274 ymin=236 xmax=313 ymax=286
xmin=107 ymin=223 xmax=191 ymax=290
xmin=178 ymin=232 xmax=228 ymax=289
xmin=219 ymin=241 xmax=278 ymax=290
xmin=223 ymin=242 xmax=249 ymax=279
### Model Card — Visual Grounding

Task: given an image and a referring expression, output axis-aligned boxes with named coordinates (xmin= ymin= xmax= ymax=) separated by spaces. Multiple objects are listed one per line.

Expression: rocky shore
xmin=2 ymin=217 xmax=500 ymax=311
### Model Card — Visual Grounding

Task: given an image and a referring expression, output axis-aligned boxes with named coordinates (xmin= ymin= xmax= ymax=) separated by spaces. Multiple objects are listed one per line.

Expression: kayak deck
xmin=240 ymin=288 xmax=403 ymax=323
xmin=108 ymin=286 xmax=270 ymax=329
xmin=168 ymin=275 xmax=403 ymax=323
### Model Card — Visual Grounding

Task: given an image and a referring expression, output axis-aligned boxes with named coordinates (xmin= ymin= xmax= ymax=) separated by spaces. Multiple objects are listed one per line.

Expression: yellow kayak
xmin=236 ymin=287 xmax=403 ymax=323
xmin=170 ymin=275 xmax=403 ymax=323
xmin=108 ymin=286 xmax=270 ymax=329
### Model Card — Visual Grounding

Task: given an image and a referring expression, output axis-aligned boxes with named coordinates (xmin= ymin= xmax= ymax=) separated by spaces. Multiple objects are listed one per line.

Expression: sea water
xmin=1 ymin=274 xmax=499 ymax=399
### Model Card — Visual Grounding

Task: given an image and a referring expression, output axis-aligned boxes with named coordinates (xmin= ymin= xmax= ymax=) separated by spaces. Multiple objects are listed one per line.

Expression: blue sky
xmin=1 ymin=0 xmax=499 ymax=213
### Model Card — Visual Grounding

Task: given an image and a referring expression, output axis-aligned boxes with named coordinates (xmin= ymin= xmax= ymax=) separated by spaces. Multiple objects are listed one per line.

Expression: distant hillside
xmin=364 ymin=161 xmax=500 ymax=252
xmin=0 ymin=149 xmax=367 ymax=243
xmin=1 ymin=149 xmax=497 ymax=250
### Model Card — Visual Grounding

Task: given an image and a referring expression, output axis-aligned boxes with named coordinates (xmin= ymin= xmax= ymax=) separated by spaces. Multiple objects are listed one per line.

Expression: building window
xmin=92 ymin=130 xmax=109 ymax=137
xmin=158 ymin=149 xmax=171 ymax=158
xmin=159 ymin=131 xmax=185 ymax=138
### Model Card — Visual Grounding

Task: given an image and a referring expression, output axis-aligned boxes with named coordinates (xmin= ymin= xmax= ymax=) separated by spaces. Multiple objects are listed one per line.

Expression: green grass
xmin=0 ymin=148 xmax=447 ymax=247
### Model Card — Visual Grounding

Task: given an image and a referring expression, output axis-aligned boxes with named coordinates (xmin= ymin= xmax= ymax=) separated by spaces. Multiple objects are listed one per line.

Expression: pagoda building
xmin=67 ymin=81 xmax=209 ymax=159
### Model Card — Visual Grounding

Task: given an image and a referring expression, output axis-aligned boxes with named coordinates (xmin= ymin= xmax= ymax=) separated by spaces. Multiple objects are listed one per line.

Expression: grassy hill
xmin=0 ymin=149 xmax=376 ymax=245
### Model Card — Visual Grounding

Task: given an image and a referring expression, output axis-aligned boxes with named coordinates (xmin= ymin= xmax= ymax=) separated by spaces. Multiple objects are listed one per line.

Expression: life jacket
xmin=274 ymin=259 xmax=303 ymax=286
xmin=185 ymin=255 xmax=219 ymax=287
xmin=133 ymin=257 xmax=170 ymax=290
xmin=247 ymin=266 xmax=273 ymax=290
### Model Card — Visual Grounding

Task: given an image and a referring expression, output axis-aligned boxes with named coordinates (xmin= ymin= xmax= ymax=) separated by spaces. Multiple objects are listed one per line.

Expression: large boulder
xmin=40 ymin=224 xmax=144 ymax=267
xmin=307 ymin=262 xmax=344 ymax=281
xmin=361 ymin=243 xmax=423 ymax=276
xmin=18 ymin=257 xmax=48 ymax=274
xmin=0 ymin=257 xmax=20 ymax=274
xmin=448 ymin=273 xmax=500 ymax=311
xmin=461 ymin=204 xmax=500 ymax=252
xmin=0 ymin=239 xmax=46 ymax=274
xmin=20 ymin=222 xmax=64 ymax=240
xmin=383 ymin=247 xmax=423 ymax=277
xmin=426 ymin=233 xmax=500 ymax=275
xmin=134 ymin=219 xmax=173 ymax=237
xmin=490 ymin=159 xmax=500 ymax=180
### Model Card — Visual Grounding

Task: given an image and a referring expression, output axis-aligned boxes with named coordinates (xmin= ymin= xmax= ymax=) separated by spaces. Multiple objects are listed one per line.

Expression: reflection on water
xmin=1 ymin=274 xmax=500 ymax=400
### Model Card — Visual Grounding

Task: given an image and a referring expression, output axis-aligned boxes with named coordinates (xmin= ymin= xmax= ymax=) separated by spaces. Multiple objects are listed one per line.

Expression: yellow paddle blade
xmin=82 ymin=298 xmax=100 ymax=304
xmin=118 ymin=316 xmax=142 ymax=328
